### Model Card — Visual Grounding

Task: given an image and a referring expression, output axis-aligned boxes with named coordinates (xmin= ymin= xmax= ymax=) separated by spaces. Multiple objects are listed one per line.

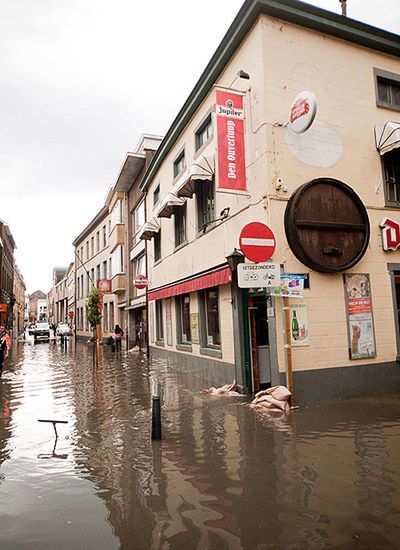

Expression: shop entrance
xmin=247 ymin=295 xmax=272 ymax=391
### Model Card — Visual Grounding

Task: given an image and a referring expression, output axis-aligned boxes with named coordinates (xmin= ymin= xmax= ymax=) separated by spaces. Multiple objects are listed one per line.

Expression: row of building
xmin=48 ymin=0 xmax=400 ymax=403
xmin=0 ymin=220 xmax=26 ymax=335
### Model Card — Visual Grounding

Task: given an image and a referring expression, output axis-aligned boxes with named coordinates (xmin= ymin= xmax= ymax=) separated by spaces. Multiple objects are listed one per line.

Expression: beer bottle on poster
xmin=292 ymin=310 xmax=299 ymax=340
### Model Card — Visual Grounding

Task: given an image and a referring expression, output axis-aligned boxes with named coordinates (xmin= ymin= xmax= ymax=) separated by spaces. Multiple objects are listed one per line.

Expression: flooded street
xmin=0 ymin=340 xmax=400 ymax=549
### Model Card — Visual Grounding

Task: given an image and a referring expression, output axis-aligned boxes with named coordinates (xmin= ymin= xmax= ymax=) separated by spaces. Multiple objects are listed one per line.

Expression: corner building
xmin=140 ymin=0 xmax=400 ymax=403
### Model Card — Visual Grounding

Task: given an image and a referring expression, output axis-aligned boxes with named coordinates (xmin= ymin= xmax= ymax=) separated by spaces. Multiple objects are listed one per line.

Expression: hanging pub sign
xmin=215 ymin=89 xmax=246 ymax=193
xmin=343 ymin=273 xmax=376 ymax=360
xmin=96 ymin=279 xmax=112 ymax=293
xmin=288 ymin=91 xmax=317 ymax=134
xmin=380 ymin=217 xmax=400 ymax=250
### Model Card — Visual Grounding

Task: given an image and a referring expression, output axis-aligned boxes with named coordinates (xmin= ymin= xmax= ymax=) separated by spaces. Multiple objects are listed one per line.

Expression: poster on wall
xmin=343 ymin=273 xmax=376 ymax=360
xmin=190 ymin=313 xmax=200 ymax=344
xmin=215 ymin=89 xmax=246 ymax=192
xmin=289 ymin=301 xmax=309 ymax=346
xmin=166 ymin=298 xmax=173 ymax=346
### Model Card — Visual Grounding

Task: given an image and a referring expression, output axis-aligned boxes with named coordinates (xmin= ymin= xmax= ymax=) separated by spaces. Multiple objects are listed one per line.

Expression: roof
xmin=140 ymin=0 xmax=400 ymax=192
xmin=29 ymin=290 xmax=47 ymax=299
xmin=72 ymin=205 xmax=109 ymax=246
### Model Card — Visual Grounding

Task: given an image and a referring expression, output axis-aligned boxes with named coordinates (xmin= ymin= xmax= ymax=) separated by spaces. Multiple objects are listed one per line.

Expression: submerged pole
xmin=151 ymin=396 xmax=162 ymax=440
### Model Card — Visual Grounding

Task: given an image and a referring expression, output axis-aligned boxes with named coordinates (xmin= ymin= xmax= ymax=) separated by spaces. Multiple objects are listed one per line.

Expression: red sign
xmin=380 ymin=217 xmax=400 ymax=250
xmin=239 ymin=222 xmax=276 ymax=263
xmin=96 ymin=279 xmax=112 ymax=293
xmin=288 ymin=91 xmax=317 ymax=134
xmin=0 ymin=304 xmax=6 ymax=313
xmin=68 ymin=311 xmax=74 ymax=319
xmin=134 ymin=275 xmax=148 ymax=289
xmin=216 ymin=90 xmax=246 ymax=192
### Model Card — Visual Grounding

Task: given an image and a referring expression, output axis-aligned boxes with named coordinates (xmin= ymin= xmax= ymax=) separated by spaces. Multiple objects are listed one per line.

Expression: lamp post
xmin=226 ymin=249 xmax=247 ymax=392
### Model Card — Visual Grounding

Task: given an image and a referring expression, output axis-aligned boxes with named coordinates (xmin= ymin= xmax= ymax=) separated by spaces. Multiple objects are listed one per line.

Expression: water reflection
xmin=0 ymin=342 xmax=400 ymax=548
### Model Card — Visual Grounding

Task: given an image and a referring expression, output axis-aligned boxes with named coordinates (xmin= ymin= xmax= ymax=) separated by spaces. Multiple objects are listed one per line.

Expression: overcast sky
xmin=1 ymin=0 xmax=399 ymax=294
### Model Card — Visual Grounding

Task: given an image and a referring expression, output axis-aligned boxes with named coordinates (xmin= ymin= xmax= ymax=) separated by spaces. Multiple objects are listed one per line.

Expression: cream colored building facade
xmin=73 ymin=206 xmax=118 ymax=340
xmin=140 ymin=0 xmax=400 ymax=403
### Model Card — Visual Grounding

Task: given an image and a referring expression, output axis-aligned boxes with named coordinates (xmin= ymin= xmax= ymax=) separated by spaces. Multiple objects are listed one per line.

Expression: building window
xmin=176 ymin=294 xmax=191 ymax=343
xmin=103 ymin=303 xmax=108 ymax=333
xmin=174 ymin=204 xmax=187 ymax=247
xmin=375 ymin=68 xmax=400 ymax=111
xmin=173 ymin=150 xmax=185 ymax=178
xmin=96 ymin=232 xmax=100 ymax=253
xmin=102 ymin=260 xmax=107 ymax=279
xmin=195 ymin=114 xmax=213 ymax=151
xmin=111 ymin=245 xmax=124 ymax=277
xmin=201 ymin=287 xmax=220 ymax=347
xmin=154 ymin=230 xmax=161 ymax=263
xmin=86 ymin=241 xmax=89 ymax=260
xmin=155 ymin=300 xmax=164 ymax=342
xmin=111 ymin=199 xmax=122 ymax=231
xmin=109 ymin=302 xmax=114 ymax=332
xmin=135 ymin=254 xmax=146 ymax=277
xmin=96 ymin=264 xmax=100 ymax=282
xmin=91 ymin=237 xmax=94 ymax=257
xmin=132 ymin=200 xmax=145 ymax=235
xmin=383 ymin=149 xmax=400 ymax=205
xmin=153 ymin=185 xmax=160 ymax=207
xmin=196 ymin=178 xmax=215 ymax=232
xmin=102 ymin=225 xmax=107 ymax=248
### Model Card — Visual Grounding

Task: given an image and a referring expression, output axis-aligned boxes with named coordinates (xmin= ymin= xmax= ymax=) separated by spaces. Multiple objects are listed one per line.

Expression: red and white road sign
xmin=134 ymin=275 xmax=148 ymax=289
xmin=239 ymin=222 xmax=276 ymax=263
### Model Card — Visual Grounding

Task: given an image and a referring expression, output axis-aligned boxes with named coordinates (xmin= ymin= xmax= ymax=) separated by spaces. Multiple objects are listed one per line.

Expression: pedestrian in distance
xmin=0 ymin=326 xmax=9 ymax=378
xmin=114 ymin=324 xmax=124 ymax=352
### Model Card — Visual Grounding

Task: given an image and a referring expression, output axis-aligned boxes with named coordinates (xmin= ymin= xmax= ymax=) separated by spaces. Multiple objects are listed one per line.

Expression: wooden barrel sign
xmin=284 ymin=178 xmax=370 ymax=273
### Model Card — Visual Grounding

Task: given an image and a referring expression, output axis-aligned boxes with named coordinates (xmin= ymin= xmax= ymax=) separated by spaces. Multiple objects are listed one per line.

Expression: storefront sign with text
xmin=216 ymin=89 xmax=246 ymax=192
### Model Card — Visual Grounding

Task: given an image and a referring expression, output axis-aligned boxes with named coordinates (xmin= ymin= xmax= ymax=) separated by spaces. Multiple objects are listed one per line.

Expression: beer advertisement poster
xmin=343 ymin=274 xmax=376 ymax=360
xmin=215 ymin=89 xmax=246 ymax=193
xmin=289 ymin=302 xmax=309 ymax=347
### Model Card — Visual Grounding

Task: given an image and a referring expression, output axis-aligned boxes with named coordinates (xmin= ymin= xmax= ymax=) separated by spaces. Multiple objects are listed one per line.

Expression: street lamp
xmin=226 ymin=248 xmax=244 ymax=273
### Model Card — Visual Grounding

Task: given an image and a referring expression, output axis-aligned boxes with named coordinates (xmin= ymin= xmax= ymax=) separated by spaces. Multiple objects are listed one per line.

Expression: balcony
xmin=112 ymin=274 xmax=126 ymax=294
xmin=109 ymin=224 xmax=125 ymax=253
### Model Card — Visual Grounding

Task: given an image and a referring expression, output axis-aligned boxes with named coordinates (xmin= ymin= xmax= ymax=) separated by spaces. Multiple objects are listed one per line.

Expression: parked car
xmin=56 ymin=323 xmax=71 ymax=337
xmin=29 ymin=321 xmax=51 ymax=342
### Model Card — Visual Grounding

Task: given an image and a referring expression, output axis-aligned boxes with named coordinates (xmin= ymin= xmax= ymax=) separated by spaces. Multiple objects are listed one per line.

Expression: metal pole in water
xmin=151 ymin=396 xmax=162 ymax=440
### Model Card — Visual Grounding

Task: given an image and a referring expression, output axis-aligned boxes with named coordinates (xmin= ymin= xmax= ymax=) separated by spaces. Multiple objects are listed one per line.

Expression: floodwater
xmin=0 ymin=340 xmax=400 ymax=549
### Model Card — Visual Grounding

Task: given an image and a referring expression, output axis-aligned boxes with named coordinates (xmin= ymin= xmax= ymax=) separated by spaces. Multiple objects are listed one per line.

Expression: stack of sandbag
xmin=251 ymin=385 xmax=291 ymax=412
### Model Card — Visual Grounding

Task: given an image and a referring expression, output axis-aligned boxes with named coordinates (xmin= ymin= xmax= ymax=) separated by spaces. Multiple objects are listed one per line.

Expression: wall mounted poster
xmin=289 ymin=301 xmax=309 ymax=346
xmin=343 ymin=273 xmax=376 ymax=360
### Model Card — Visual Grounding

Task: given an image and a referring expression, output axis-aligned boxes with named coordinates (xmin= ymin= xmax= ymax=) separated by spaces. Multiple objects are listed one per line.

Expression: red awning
xmin=148 ymin=267 xmax=232 ymax=301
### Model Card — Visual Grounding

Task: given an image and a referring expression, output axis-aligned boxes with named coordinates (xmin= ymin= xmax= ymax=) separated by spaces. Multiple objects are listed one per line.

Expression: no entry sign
xmin=239 ymin=222 xmax=276 ymax=263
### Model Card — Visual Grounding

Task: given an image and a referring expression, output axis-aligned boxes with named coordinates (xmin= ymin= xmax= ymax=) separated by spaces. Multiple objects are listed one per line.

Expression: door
xmin=248 ymin=295 xmax=272 ymax=391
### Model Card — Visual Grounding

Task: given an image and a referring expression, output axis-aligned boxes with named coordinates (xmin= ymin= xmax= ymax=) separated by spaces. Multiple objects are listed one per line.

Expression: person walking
xmin=114 ymin=324 xmax=124 ymax=352
xmin=0 ymin=326 xmax=9 ymax=377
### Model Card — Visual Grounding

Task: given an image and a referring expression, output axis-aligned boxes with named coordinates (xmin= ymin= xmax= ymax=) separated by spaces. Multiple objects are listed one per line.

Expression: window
xmin=156 ymin=300 xmax=164 ymax=341
xmin=111 ymin=199 xmax=122 ymax=231
xmin=109 ymin=302 xmax=114 ymax=332
xmin=196 ymin=178 xmax=215 ymax=232
xmin=195 ymin=114 xmax=213 ymax=151
xmin=102 ymin=225 xmax=107 ymax=248
xmin=86 ymin=241 xmax=89 ymax=260
xmin=133 ymin=200 xmax=145 ymax=235
xmin=91 ymin=237 xmax=94 ymax=257
xmin=111 ymin=245 xmax=124 ymax=277
xmin=154 ymin=230 xmax=161 ymax=262
xmin=96 ymin=232 xmax=100 ymax=253
xmin=153 ymin=185 xmax=160 ymax=207
xmin=383 ymin=148 xmax=400 ymax=205
xmin=174 ymin=203 xmax=187 ymax=247
xmin=173 ymin=150 xmax=185 ymax=178
xmin=103 ymin=303 xmax=108 ymax=333
xmin=176 ymin=294 xmax=191 ymax=343
xmin=375 ymin=68 xmax=400 ymax=111
xmin=135 ymin=254 xmax=146 ymax=277
xmin=202 ymin=287 xmax=220 ymax=347
xmin=102 ymin=260 xmax=107 ymax=279
xmin=96 ymin=264 xmax=100 ymax=282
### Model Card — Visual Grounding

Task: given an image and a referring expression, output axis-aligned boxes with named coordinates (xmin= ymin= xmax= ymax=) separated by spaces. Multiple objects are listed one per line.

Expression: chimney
xmin=339 ymin=0 xmax=347 ymax=16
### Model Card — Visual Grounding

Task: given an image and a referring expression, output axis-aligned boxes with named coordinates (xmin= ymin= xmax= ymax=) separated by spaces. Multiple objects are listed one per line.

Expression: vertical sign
xmin=190 ymin=313 xmax=200 ymax=344
xmin=216 ymin=89 xmax=246 ymax=192
xmin=166 ymin=298 xmax=173 ymax=346
xmin=289 ymin=302 xmax=309 ymax=347
xmin=343 ymin=274 xmax=376 ymax=360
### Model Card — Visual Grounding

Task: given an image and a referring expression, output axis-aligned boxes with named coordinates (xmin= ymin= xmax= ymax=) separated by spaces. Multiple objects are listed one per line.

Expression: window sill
xmin=200 ymin=346 xmax=222 ymax=359
xmin=176 ymin=343 xmax=193 ymax=352
xmin=155 ymin=339 xmax=165 ymax=347
xmin=376 ymin=101 xmax=400 ymax=113
xmin=174 ymin=241 xmax=188 ymax=252
xmin=384 ymin=202 xmax=400 ymax=209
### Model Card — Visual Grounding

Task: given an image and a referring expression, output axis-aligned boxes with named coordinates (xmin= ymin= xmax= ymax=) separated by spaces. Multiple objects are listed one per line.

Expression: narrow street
xmin=0 ymin=339 xmax=399 ymax=549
